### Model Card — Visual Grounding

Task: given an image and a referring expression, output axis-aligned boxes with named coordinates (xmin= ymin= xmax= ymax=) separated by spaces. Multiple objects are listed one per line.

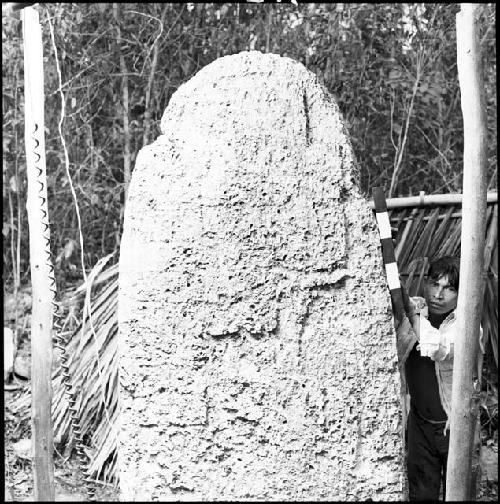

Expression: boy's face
xmin=424 ymin=274 xmax=458 ymax=315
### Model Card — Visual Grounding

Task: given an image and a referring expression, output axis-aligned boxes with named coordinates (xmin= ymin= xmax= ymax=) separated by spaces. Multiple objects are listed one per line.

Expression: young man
xmin=396 ymin=256 xmax=484 ymax=501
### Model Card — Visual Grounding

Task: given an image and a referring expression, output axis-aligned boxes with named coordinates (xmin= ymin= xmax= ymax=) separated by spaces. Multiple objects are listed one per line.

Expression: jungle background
xmin=2 ymin=2 xmax=497 ymax=501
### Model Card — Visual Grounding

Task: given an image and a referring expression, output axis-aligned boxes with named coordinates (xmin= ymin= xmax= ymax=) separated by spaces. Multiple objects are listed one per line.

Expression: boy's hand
xmin=401 ymin=283 xmax=413 ymax=317
xmin=400 ymin=282 xmax=420 ymax=338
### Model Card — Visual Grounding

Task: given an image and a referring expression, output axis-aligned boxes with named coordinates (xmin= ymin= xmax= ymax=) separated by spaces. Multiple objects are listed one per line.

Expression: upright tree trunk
xmin=113 ymin=3 xmax=131 ymax=203
xmin=21 ymin=6 xmax=55 ymax=501
xmin=142 ymin=4 xmax=168 ymax=148
xmin=446 ymin=4 xmax=487 ymax=500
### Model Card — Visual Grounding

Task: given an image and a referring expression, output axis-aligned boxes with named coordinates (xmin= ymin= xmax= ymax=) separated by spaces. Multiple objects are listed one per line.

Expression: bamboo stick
xmin=369 ymin=191 xmax=497 ymax=209
xmin=21 ymin=6 xmax=55 ymax=501
xmin=446 ymin=4 xmax=488 ymax=501
xmin=391 ymin=210 xmax=462 ymax=222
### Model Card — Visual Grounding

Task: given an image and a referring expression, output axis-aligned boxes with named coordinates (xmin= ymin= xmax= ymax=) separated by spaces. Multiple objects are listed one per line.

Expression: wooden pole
xmin=22 ymin=6 xmax=56 ymax=501
xmin=369 ymin=191 xmax=497 ymax=210
xmin=446 ymin=4 xmax=488 ymax=501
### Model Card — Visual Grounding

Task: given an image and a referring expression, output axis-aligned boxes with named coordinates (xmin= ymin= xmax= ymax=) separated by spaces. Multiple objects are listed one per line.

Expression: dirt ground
xmin=4 ymin=394 xmax=117 ymax=501
xmin=3 ymin=286 xmax=498 ymax=501
xmin=4 ymin=418 xmax=119 ymax=501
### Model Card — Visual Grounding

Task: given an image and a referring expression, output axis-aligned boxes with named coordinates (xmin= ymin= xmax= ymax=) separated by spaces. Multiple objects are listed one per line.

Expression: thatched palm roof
xmin=9 ymin=192 xmax=498 ymax=487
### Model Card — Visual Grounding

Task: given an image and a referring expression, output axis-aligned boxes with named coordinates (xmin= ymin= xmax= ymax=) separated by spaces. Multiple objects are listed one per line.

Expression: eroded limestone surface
xmin=118 ymin=51 xmax=404 ymax=501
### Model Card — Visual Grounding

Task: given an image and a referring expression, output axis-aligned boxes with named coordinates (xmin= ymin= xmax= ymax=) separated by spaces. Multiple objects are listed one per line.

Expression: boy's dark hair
xmin=427 ymin=256 xmax=460 ymax=290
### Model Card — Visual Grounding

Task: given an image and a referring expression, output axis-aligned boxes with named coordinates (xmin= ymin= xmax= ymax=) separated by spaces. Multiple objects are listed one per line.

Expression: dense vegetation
xmin=2 ymin=2 xmax=497 ymax=286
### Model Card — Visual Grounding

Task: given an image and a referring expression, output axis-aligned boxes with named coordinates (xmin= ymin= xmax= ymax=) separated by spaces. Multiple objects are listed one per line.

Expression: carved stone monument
xmin=118 ymin=51 xmax=405 ymax=501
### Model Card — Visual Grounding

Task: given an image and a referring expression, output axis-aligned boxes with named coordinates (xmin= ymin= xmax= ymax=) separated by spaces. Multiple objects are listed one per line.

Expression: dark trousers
xmin=407 ymin=409 xmax=449 ymax=501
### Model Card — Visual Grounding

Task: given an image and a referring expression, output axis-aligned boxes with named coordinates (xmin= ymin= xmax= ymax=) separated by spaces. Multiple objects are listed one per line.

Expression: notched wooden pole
xmin=22 ymin=6 xmax=56 ymax=501
xmin=446 ymin=4 xmax=487 ymax=501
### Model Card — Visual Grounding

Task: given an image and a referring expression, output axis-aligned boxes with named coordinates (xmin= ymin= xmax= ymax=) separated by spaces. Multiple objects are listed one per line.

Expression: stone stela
xmin=118 ymin=51 xmax=405 ymax=501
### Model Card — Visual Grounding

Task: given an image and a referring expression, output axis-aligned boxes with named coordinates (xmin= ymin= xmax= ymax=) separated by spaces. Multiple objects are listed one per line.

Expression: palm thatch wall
xmin=9 ymin=194 xmax=498 ymax=487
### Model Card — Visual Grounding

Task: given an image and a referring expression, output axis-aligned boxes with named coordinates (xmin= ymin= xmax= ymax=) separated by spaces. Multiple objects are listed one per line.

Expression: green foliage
xmin=2 ymin=3 xmax=497 ymax=285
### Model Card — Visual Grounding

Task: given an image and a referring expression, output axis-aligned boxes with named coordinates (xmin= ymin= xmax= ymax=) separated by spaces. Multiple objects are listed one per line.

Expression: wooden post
xmin=368 ymin=191 xmax=497 ymax=209
xmin=22 ymin=6 xmax=56 ymax=501
xmin=446 ymin=4 xmax=487 ymax=501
